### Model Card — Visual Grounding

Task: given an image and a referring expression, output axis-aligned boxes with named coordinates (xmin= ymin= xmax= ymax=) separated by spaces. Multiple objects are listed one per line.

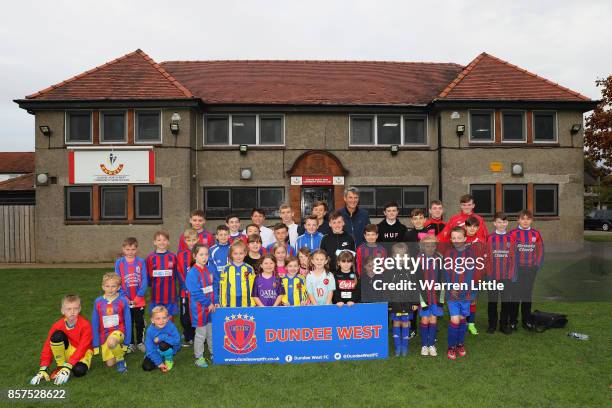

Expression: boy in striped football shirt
xmin=115 ymin=237 xmax=147 ymax=353
xmin=177 ymin=209 xmax=215 ymax=251
xmin=485 ymin=212 xmax=515 ymax=334
xmin=92 ymin=273 xmax=132 ymax=373
xmin=509 ymin=210 xmax=544 ymax=331
xmin=177 ymin=229 xmax=198 ymax=347
xmin=146 ymin=231 xmax=179 ymax=317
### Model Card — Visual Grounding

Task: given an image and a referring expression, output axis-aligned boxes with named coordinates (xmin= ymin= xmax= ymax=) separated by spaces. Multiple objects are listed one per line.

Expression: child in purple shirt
xmin=251 ymin=255 xmax=285 ymax=307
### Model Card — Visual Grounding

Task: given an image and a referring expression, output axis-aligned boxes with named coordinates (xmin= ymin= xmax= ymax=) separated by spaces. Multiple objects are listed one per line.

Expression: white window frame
xmin=349 ymin=114 xmax=429 ymax=146
xmin=135 ymin=185 xmax=163 ymax=219
xmin=532 ymin=110 xmax=558 ymax=144
xmin=203 ymin=114 xmax=285 ymax=146
xmin=100 ymin=110 xmax=128 ymax=144
xmin=468 ymin=109 xmax=495 ymax=143
xmin=135 ymin=109 xmax=163 ymax=144
xmin=65 ymin=110 xmax=93 ymax=144
xmin=501 ymin=110 xmax=527 ymax=143
xmin=533 ymin=184 xmax=558 ymax=216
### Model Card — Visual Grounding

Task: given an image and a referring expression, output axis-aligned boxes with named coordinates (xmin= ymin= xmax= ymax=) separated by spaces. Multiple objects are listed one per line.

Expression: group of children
xmin=31 ymin=196 xmax=544 ymax=384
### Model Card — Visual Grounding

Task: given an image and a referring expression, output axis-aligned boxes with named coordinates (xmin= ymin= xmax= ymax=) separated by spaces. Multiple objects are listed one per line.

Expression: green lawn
xmin=584 ymin=233 xmax=612 ymax=242
xmin=0 ymin=268 xmax=610 ymax=408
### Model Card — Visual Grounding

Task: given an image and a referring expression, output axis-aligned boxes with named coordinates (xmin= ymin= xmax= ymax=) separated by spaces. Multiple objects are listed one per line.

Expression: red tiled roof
xmin=160 ymin=60 xmax=463 ymax=105
xmin=0 ymin=152 xmax=34 ymax=173
xmin=438 ymin=53 xmax=590 ymax=101
xmin=0 ymin=173 xmax=35 ymax=191
xmin=26 ymin=49 xmax=193 ymax=100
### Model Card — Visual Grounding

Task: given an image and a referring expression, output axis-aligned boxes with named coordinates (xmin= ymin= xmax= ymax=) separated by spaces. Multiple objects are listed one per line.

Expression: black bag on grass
xmin=532 ymin=310 xmax=568 ymax=332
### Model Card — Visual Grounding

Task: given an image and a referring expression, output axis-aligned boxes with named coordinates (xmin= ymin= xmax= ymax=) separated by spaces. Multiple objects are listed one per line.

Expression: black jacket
xmin=320 ymin=231 xmax=356 ymax=271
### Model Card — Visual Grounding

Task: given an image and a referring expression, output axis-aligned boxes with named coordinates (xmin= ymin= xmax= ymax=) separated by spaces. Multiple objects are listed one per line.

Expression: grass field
xmin=1 ymin=267 xmax=610 ymax=408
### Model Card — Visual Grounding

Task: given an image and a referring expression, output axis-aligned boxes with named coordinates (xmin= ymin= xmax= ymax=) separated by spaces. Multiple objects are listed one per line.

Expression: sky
xmin=1 ymin=0 xmax=610 ymax=151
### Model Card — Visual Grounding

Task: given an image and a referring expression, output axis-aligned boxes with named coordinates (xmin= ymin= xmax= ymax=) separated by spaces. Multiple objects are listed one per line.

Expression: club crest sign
xmin=69 ymin=149 xmax=154 ymax=184
xmin=224 ymin=313 xmax=257 ymax=354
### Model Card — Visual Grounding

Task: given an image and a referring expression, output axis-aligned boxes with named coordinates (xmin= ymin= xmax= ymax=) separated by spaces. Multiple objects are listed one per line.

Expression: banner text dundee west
xmin=212 ymin=303 xmax=388 ymax=365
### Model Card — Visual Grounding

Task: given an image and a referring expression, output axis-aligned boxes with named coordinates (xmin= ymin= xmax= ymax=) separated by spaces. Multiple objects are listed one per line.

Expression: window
xmin=502 ymin=185 xmax=526 ymax=215
xmin=101 ymin=186 xmax=127 ymax=219
xmin=101 ymin=111 xmax=126 ymax=143
xmin=350 ymin=116 xmax=374 ymax=144
xmin=66 ymin=111 xmax=92 ymax=143
xmin=135 ymin=185 xmax=162 ymax=219
xmin=260 ymin=116 xmax=284 ymax=144
xmin=470 ymin=185 xmax=495 ymax=217
xmin=204 ymin=114 xmax=285 ymax=145
xmin=533 ymin=111 xmax=557 ymax=142
xmin=350 ymin=115 xmax=428 ymax=145
xmin=65 ymin=187 xmax=92 ymax=220
xmin=534 ymin=184 xmax=558 ymax=216
xmin=404 ymin=116 xmax=426 ymax=144
xmin=469 ymin=110 xmax=494 ymax=141
xmin=204 ymin=187 xmax=285 ymax=218
xmin=377 ymin=116 xmax=401 ymax=145
xmin=354 ymin=186 xmax=428 ymax=216
xmin=502 ymin=111 xmax=525 ymax=142
xmin=136 ymin=111 xmax=161 ymax=143
xmin=231 ymin=115 xmax=256 ymax=145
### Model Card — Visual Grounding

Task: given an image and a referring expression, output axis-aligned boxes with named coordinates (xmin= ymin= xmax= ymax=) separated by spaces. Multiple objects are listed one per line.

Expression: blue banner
xmin=212 ymin=303 xmax=388 ymax=365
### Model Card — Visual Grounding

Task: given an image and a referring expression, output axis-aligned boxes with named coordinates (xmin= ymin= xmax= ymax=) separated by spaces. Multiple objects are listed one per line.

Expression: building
xmin=15 ymin=50 xmax=595 ymax=262
xmin=0 ymin=152 xmax=35 ymax=205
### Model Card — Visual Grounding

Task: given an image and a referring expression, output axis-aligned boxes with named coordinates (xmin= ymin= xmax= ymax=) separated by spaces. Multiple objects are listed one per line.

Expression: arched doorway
xmin=287 ymin=150 xmax=348 ymax=221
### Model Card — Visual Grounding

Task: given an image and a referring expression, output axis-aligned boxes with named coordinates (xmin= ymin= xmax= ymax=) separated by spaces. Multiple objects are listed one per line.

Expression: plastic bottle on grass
xmin=567 ymin=332 xmax=589 ymax=340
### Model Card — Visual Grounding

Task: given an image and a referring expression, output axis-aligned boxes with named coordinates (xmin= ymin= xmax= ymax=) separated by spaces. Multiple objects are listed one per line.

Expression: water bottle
xmin=567 ymin=332 xmax=589 ymax=340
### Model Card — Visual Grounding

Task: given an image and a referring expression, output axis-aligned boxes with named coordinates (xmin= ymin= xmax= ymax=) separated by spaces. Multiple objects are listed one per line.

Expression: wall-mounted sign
xmin=69 ymin=149 xmax=154 ymax=184
xmin=290 ymin=176 xmax=344 ymax=186
xmin=489 ymin=162 xmax=503 ymax=172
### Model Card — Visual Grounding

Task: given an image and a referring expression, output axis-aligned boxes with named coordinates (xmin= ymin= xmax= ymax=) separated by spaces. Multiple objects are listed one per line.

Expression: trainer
xmin=339 ymin=187 xmax=371 ymax=247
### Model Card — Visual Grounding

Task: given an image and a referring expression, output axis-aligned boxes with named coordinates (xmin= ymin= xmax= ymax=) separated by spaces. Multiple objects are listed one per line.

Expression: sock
xmin=50 ymin=342 xmax=67 ymax=367
xmin=401 ymin=326 xmax=410 ymax=354
xmin=428 ymin=323 xmax=437 ymax=347
xmin=420 ymin=324 xmax=428 ymax=347
xmin=392 ymin=326 xmax=401 ymax=353
xmin=110 ymin=344 xmax=125 ymax=362
xmin=448 ymin=322 xmax=459 ymax=348
xmin=458 ymin=318 xmax=467 ymax=345
xmin=160 ymin=347 xmax=174 ymax=363
xmin=467 ymin=313 xmax=475 ymax=323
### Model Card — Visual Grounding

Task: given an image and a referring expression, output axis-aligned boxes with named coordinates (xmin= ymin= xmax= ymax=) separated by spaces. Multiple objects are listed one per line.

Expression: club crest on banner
xmin=224 ymin=313 xmax=257 ymax=354
xmin=99 ymin=152 xmax=124 ymax=176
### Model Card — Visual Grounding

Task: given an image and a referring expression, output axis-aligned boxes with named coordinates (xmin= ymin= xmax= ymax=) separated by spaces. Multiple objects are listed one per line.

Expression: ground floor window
xmin=204 ymin=187 xmax=285 ymax=219
xmin=354 ymin=186 xmax=428 ymax=217
xmin=469 ymin=183 xmax=559 ymax=218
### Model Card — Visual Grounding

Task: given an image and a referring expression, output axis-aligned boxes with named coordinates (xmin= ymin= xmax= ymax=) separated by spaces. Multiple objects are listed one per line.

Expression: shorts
xmin=420 ymin=303 xmax=444 ymax=317
xmin=448 ymin=300 xmax=471 ymax=318
xmin=149 ymin=302 xmax=178 ymax=316
xmin=101 ymin=330 xmax=125 ymax=362
xmin=390 ymin=312 xmax=413 ymax=322
xmin=64 ymin=344 xmax=93 ymax=368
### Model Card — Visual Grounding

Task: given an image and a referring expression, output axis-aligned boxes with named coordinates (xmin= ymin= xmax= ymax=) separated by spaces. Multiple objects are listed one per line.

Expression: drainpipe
xmin=437 ymin=114 xmax=443 ymax=201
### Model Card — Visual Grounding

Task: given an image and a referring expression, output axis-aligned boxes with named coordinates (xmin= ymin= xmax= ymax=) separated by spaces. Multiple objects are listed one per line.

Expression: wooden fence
xmin=0 ymin=205 xmax=36 ymax=263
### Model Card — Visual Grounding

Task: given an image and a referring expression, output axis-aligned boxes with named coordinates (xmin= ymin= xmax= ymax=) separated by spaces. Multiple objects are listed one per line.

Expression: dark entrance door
xmin=301 ymin=187 xmax=334 ymax=219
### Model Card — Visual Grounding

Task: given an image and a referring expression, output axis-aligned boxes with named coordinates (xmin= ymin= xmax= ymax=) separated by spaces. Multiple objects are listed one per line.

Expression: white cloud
xmin=1 ymin=0 xmax=610 ymax=151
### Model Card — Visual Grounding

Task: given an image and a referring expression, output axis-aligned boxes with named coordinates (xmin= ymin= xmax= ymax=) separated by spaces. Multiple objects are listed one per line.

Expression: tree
xmin=584 ymin=75 xmax=612 ymax=169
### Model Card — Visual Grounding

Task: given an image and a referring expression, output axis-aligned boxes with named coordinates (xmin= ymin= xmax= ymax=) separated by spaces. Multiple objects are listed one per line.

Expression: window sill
xmin=468 ymin=142 xmax=560 ymax=147
xmin=349 ymin=145 xmax=430 ymax=151
xmin=201 ymin=145 xmax=286 ymax=150
xmin=65 ymin=219 xmax=163 ymax=225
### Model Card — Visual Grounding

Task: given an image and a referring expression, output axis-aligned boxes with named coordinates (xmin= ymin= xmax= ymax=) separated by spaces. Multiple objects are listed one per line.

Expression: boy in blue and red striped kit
xmin=486 ymin=212 xmax=516 ymax=334
xmin=416 ymin=235 xmax=444 ymax=357
xmin=146 ymin=231 xmax=179 ymax=317
xmin=465 ymin=216 xmax=486 ymax=335
xmin=177 ymin=229 xmax=198 ymax=347
xmin=178 ymin=209 xmax=215 ymax=251
xmin=266 ymin=223 xmax=297 ymax=256
xmin=115 ymin=237 xmax=148 ymax=353
xmin=227 ymin=214 xmax=248 ymax=245
xmin=186 ymin=243 xmax=217 ymax=368
xmin=92 ymin=273 xmax=132 ymax=373
xmin=443 ymin=227 xmax=482 ymax=360
xmin=510 ymin=210 xmax=544 ymax=331
xmin=356 ymin=224 xmax=387 ymax=276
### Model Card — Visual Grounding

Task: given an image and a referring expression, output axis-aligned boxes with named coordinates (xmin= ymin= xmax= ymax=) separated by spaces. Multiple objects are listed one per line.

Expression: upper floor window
xmin=204 ymin=114 xmax=284 ymax=145
xmin=66 ymin=111 xmax=92 ymax=143
xmin=349 ymin=115 xmax=427 ymax=146
xmin=136 ymin=110 xmax=162 ymax=143
xmin=501 ymin=110 xmax=525 ymax=142
xmin=533 ymin=111 xmax=557 ymax=142
xmin=469 ymin=110 xmax=494 ymax=142
xmin=100 ymin=111 xmax=126 ymax=143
